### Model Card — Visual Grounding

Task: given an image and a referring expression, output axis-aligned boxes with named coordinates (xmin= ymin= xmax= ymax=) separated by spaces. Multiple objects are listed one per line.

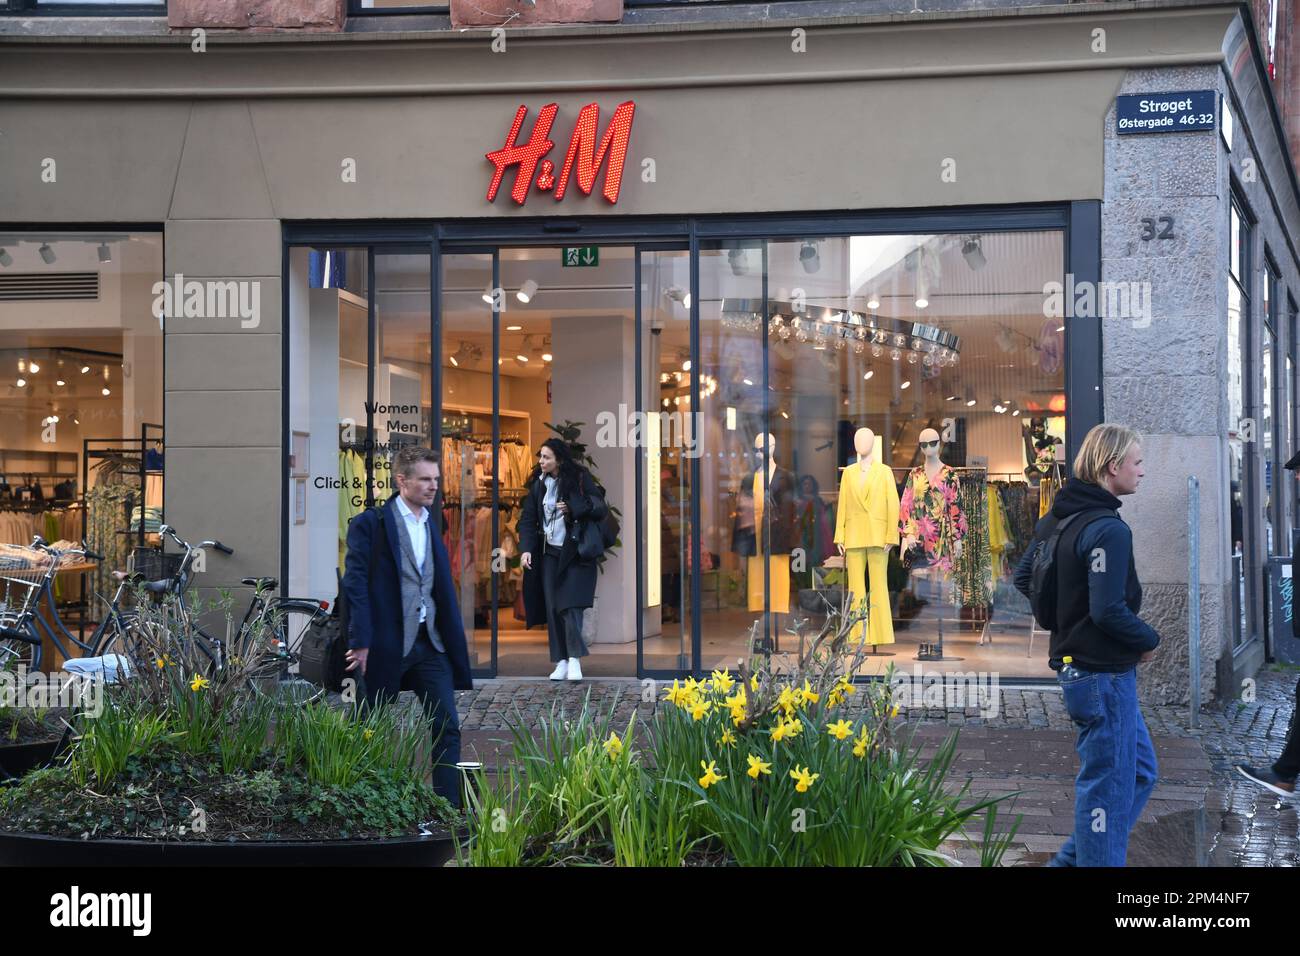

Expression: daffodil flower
xmin=363 ymin=728 xmax=375 ymax=740
xmin=602 ymin=733 xmax=624 ymax=760
xmin=663 ymin=679 xmax=691 ymax=707
xmin=699 ymin=760 xmax=726 ymax=789
xmin=852 ymin=728 xmax=872 ymax=759
xmin=827 ymin=718 xmax=854 ymax=741
xmin=189 ymin=674 xmax=210 ymax=693
xmin=689 ymin=698 xmax=712 ymax=721
xmin=796 ymin=679 xmax=820 ymax=707
xmin=711 ymin=669 xmax=735 ymax=694
xmin=890 ymin=702 xmax=901 ymax=719
xmin=789 ymin=765 xmax=820 ymax=793
xmin=773 ymin=685 xmax=799 ymax=717
xmin=719 ymin=727 xmax=737 ymax=748
xmin=746 ymin=754 xmax=772 ymax=779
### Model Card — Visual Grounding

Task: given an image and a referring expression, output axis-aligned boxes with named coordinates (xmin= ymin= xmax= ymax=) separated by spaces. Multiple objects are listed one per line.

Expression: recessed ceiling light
xmin=864 ymin=370 xmax=874 ymax=380
xmin=55 ymin=379 xmax=65 ymax=386
xmin=506 ymin=325 xmax=522 ymax=332
xmin=80 ymin=366 xmax=90 ymax=374
xmin=102 ymin=387 xmax=111 ymax=396
xmin=900 ymin=381 xmax=911 ymax=390
xmin=15 ymin=378 xmax=26 ymax=388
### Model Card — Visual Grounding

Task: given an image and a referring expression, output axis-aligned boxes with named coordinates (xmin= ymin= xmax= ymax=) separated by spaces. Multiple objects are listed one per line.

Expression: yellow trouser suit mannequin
xmin=748 ymin=470 xmax=790 ymax=613
xmin=833 ymin=459 xmax=900 ymax=645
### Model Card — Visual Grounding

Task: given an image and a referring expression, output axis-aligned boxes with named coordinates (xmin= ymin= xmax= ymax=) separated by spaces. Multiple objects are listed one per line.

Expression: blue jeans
xmin=1049 ymin=666 xmax=1158 ymax=867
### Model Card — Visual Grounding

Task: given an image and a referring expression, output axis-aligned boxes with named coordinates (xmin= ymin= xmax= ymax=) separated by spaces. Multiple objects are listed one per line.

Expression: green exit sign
xmin=562 ymin=246 xmax=599 ymax=267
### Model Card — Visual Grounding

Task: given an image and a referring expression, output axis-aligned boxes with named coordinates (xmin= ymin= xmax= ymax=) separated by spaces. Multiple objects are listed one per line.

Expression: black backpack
xmin=1028 ymin=508 xmax=1115 ymax=631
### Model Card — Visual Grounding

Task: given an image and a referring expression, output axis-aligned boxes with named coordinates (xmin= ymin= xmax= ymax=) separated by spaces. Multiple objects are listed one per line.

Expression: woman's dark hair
xmin=528 ymin=437 xmax=585 ymax=498
xmin=799 ymin=473 xmax=820 ymax=497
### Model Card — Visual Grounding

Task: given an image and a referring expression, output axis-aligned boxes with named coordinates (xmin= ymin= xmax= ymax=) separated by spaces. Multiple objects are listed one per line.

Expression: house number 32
xmin=1140 ymin=216 xmax=1175 ymax=240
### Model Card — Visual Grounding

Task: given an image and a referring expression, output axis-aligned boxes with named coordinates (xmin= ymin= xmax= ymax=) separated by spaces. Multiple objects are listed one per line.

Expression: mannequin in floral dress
xmin=899 ymin=428 xmax=967 ymax=572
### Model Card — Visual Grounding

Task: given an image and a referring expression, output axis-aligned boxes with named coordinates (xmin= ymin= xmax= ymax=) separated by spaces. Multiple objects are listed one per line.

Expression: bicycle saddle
xmin=241 ymin=576 xmax=278 ymax=589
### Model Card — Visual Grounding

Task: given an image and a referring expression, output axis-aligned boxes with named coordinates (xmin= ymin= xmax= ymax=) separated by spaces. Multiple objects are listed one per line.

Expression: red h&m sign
xmin=486 ymin=100 xmax=636 ymax=206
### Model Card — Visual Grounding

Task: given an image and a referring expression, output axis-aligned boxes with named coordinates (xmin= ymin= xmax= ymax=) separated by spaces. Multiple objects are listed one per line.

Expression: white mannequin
xmin=902 ymin=427 xmax=962 ymax=558
xmin=837 ymin=427 xmax=879 ymax=557
xmin=754 ymin=432 xmax=777 ymax=480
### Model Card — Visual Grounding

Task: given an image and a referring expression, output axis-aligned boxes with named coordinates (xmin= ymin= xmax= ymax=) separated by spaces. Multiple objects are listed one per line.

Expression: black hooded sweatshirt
xmin=1014 ymin=477 xmax=1160 ymax=671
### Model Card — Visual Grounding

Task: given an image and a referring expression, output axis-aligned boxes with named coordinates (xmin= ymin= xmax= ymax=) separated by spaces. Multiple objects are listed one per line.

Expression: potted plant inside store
xmin=454 ymin=594 xmax=1022 ymax=867
xmin=0 ymin=594 xmax=461 ymax=866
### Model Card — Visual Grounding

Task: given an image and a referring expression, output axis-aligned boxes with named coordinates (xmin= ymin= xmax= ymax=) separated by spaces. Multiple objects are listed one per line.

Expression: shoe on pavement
xmin=548 ymin=660 xmax=568 ymax=681
xmin=1236 ymin=764 xmax=1296 ymax=798
xmin=566 ymin=657 xmax=583 ymax=681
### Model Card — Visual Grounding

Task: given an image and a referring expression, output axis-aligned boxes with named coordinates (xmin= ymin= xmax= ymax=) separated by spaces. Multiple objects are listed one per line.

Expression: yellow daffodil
xmin=789 ymin=765 xmax=820 ymax=793
xmin=746 ymin=754 xmax=772 ymax=779
xmin=719 ymin=727 xmax=737 ymax=748
xmin=773 ymin=684 xmax=799 ymax=717
xmin=827 ymin=718 xmax=854 ymax=741
xmin=154 ymin=658 xmax=165 ymax=670
xmin=852 ymin=728 xmax=872 ymax=759
xmin=710 ymin=669 xmax=735 ymax=694
xmin=890 ymin=702 xmax=901 ymax=719
xmin=602 ymin=732 xmax=624 ymax=760
xmin=684 ymin=676 xmax=701 ymax=694
xmin=363 ymin=728 xmax=375 ymax=740
xmin=663 ymin=679 xmax=692 ymax=708
xmin=796 ymin=679 xmax=820 ymax=708
xmin=689 ymin=698 xmax=712 ymax=721
xmin=189 ymin=674 xmax=210 ymax=693
xmin=729 ymin=703 xmax=747 ymax=727
xmin=770 ymin=720 xmax=793 ymax=743
xmin=698 ymin=760 xmax=725 ymax=789
xmin=750 ymin=674 xmax=760 ymax=693
xmin=827 ymin=677 xmax=856 ymax=706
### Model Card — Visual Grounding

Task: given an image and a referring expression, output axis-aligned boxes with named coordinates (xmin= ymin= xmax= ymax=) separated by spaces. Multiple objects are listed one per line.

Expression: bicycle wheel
xmin=0 ymin=625 xmax=40 ymax=673
xmin=90 ymin=614 xmax=148 ymax=678
xmin=250 ymin=668 xmax=325 ymax=708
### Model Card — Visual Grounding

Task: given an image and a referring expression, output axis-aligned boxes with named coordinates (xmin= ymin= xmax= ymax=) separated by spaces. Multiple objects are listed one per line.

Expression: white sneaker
xmin=548 ymin=660 xmax=568 ymax=681
xmin=566 ymin=657 xmax=583 ymax=681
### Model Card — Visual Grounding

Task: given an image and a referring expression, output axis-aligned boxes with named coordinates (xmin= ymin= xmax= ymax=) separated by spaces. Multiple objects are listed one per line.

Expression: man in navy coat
xmin=342 ymin=445 xmax=472 ymax=806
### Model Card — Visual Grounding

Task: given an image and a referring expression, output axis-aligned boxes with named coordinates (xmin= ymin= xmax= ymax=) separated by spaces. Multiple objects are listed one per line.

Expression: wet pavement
xmin=450 ymin=665 xmax=1300 ymax=866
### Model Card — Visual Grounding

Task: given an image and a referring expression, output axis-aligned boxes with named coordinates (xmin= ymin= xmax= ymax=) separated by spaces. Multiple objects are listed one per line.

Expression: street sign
xmin=562 ymin=246 xmax=600 ymax=267
xmin=1116 ymin=90 xmax=1217 ymax=135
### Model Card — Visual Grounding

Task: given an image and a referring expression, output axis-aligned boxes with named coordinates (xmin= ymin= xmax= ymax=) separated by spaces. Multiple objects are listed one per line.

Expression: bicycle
xmin=0 ymin=537 xmax=138 ymax=673
xmin=135 ymin=525 xmax=330 ymax=707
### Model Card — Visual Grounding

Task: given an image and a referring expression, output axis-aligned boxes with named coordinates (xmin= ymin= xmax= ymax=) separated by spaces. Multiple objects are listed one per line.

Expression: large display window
xmin=285 ymin=210 xmax=1089 ymax=681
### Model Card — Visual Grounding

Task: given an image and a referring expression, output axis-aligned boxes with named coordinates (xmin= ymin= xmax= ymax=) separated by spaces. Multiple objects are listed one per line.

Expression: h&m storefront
xmin=3 ymin=4 xmax=1289 ymax=692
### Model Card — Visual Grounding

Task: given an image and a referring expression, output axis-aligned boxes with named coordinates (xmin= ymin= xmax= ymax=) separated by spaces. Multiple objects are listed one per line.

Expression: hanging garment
xmin=747 ymin=470 xmax=790 ymax=613
xmin=898 ymin=464 xmax=967 ymax=571
xmin=953 ymin=472 xmax=992 ymax=609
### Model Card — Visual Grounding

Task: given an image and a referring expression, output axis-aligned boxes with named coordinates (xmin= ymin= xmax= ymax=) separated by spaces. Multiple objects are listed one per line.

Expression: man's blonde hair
xmin=1073 ymin=424 xmax=1142 ymax=485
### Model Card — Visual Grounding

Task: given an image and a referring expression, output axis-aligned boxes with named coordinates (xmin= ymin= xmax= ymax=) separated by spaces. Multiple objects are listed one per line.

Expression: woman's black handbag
xmin=298 ymin=572 xmax=349 ymax=692
xmin=577 ymin=516 xmax=606 ymax=562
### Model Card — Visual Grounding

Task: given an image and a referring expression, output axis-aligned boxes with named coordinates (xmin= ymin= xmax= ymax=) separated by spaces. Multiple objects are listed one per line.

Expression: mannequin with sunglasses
xmin=899 ymin=427 xmax=967 ymax=572
xmin=731 ymin=432 xmax=798 ymax=622
xmin=833 ymin=427 xmax=900 ymax=647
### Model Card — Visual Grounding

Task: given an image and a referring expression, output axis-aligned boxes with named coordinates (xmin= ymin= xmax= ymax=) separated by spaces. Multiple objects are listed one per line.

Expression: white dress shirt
xmin=394 ymin=494 xmax=430 ymax=623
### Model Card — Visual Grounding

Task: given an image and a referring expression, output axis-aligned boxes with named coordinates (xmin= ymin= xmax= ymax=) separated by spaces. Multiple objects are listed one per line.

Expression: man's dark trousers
xmin=365 ymin=622 xmax=462 ymax=808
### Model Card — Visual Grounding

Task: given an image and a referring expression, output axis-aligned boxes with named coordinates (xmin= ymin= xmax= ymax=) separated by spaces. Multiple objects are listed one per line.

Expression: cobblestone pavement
xmin=449 ymin=665 xmax=1300 ymax=866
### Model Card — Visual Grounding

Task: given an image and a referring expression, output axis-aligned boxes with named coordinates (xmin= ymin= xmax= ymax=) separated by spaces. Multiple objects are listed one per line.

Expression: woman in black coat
xmin=517 ymin=438 xmax=608 ymax=681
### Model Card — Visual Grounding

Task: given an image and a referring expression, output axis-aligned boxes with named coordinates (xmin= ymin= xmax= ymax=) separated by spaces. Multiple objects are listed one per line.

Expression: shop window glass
xmin=0 ymin=231 xmax=163 ymax=664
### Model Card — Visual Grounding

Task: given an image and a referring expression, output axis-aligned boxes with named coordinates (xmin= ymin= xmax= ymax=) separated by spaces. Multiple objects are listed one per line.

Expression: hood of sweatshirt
xmin=1050 ymin=477 xmax=1122 ymax=519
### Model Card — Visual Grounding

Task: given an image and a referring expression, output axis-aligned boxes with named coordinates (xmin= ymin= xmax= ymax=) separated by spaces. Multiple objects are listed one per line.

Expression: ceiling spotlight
xmin=55 ymin=379 xmax=65 ymax=386
xmin=541 ymin=353 xmax=553 ymax=362
xmin=516 ymin=279 xmax=538 ymax=304
xmin=866 ymin=296 xmax=880 ymax=311
xmin=900 ymin=380 xmax=911 ymax=390
xmin=961 ymin=235 xmax=987 ymax=271
xmin=39 ymin=243 xmax=55 ymax=265
xmin=682 ymin=359 xmax=692 ymax=372
xmin=515 ymin=354 xmax=529 ymax=364
xmin=799 ymin=240 xmax=821 ymax=274
xmin=863 ymin=370 xmax=874 ymax=381
xmin=505 ymin=324 xmax=522 ymax=332
xmin=965 ymin=388 xmax=977 ymax=407
xmin=28 ymin=362 xmax=38 ymax=374
xmin=15 ymin=378 xmax=26 ymax=388
xmin=448 ymin=355 xmax=458 ymax=367
xmin=0 ymin=248 xmax=11 ymax=267
xmin=80 ymin=365 xmax=90 ymax=374
xmin=102 ymin=387 xmax=111 ymax=396
xmin=17 ymin=359 xmax=25 ymax=374
xmin=97 ymin=242 xmax=112 ymax=263
xmin=1012 ymin=408 xmax=1021 ymax=417
xmin=481 ymin=284 xmax=495 ymax=306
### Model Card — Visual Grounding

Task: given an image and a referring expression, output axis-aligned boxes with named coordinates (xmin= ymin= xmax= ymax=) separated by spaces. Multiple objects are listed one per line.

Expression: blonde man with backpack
xmin=1014 ymin=423 xmax=1160 ymax=867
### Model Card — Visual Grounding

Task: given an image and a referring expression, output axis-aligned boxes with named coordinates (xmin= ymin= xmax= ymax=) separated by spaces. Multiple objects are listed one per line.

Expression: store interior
xmin=289 ymin=230 xmax=1066 ymax=680
xmin=0 ymin=232 xmax=164 ymax=662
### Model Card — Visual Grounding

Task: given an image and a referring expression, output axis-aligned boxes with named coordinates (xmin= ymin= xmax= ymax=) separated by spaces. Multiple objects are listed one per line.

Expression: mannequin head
xmin=918 ymin=427 xmax=941 ymax=462
xmin=853 ymin=427 xmax=875 ymax=460
xmin=753 ymin=432 xmax=776 ymax=466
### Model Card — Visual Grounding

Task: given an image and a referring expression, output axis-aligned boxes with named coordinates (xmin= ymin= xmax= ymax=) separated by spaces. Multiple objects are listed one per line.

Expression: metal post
xmin=1187 ymin=475 xmax=1201 ymax=730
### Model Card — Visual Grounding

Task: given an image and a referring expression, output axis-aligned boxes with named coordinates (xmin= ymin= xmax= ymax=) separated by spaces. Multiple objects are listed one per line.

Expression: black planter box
xmin=0 ymin=828 xmax=458 ymax=867
xmin=0 ymin=739 xmax=63 ymax=781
